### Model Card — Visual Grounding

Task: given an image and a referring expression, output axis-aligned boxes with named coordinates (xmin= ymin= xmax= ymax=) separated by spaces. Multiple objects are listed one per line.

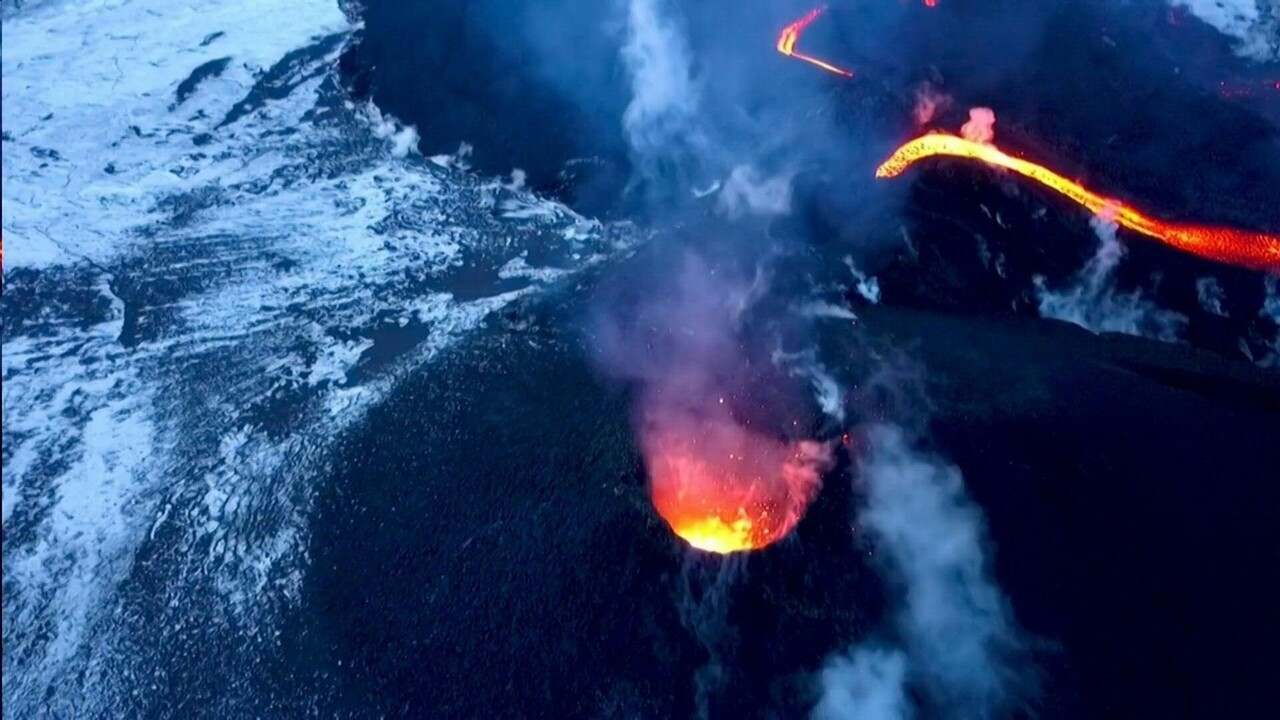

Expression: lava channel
xmin=642 ymin=413 xmax=831 ymax=554
xmin=876 ymin=133 xmax=1280 ymax=273
xmin=776 ymin=7 xmax=854 ymax=78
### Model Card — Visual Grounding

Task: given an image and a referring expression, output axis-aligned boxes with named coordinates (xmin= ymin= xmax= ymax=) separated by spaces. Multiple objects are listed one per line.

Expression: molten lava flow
xmin=642 ymin=414 xmax=831 ymax=554
xmin=876 ymin=134 xmax=1280 ymax=272
xmin=776 ymin=7 xmax=854 ymax=78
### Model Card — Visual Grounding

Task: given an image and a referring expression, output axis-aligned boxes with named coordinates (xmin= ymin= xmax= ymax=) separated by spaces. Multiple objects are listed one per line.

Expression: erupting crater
xmin=641 ymin=410 xmax=831 ymax=554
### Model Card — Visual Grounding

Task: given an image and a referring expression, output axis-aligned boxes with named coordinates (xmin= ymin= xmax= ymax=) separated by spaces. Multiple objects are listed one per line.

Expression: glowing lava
xmin=876 ymin=134 xmax=1280 ymax=273
xmin=776 ymin=7 xmax=854 ymax=78
xmin=642 ymin=417 xmax=831 ymax=554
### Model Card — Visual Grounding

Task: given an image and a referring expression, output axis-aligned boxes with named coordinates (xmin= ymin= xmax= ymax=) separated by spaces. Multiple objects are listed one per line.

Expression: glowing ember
xmin=876 ymin=133 xmax=1280 ymax=272
xmin=776 ymin=7 xmax=854 ymax=78
xmin=1217 ymin=79 xmax=1280 ymax=98
xmin=642 ymin=415 xmax=831 ymax=554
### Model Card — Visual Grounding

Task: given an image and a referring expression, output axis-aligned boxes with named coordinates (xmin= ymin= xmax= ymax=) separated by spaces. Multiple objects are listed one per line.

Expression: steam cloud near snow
xmin=816 ymin=426 xmax=1023 ymax=720
xmin=618 ymin=0 xmax=806 ymax=213
xmin=620 ymin=0 xmax=709 ymax=186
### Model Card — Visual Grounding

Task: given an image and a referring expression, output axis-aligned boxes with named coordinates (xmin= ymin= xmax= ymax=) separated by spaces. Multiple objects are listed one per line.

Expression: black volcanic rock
xmin=344 ymin=0 xmax=631 ymax=191
xmin=296 ymin=279 xmax=1280 ymax=719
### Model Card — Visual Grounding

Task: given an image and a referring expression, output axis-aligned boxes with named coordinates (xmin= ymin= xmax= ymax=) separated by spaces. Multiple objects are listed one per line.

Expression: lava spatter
xmin=642 ymin=406 xmax=831 ymax=554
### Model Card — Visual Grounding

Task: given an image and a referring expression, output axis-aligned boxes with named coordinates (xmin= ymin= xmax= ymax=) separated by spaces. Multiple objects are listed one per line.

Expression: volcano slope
xmin=344 ymin=0 xmax=1280 ymax=361
xmin=310 ymin=1 xmax=1280 ymax=718
xmin=292 ymin=250 xmax=1280 ymax=718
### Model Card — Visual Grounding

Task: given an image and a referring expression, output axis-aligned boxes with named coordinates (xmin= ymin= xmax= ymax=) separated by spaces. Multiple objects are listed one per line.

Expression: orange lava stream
xmin=776 ymin=7 xmax=854 ymax=78
xmin=876 ymin=134 xmax=1280 ymax=272
xmin=644 ymin=425 xmax=829 ymax=554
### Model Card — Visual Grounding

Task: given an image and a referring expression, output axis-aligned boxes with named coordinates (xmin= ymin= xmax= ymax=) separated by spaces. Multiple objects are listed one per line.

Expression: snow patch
xmin=1169 ymin=0 xmax=1280 ymax=61
xmin=2 ymin=1 xmax=629 ymax=714
xmin=1 ymin=0 xmax=351 ymax=268
xmin=498 ymin=255 xmax=571 ymax=283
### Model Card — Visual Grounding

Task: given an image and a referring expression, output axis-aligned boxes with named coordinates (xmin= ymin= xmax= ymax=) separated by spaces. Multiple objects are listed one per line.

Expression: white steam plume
xmin=861 ymin=426 xmax=1019 ymax=710
xmin=1035 ymin=216 xmax=1187 ymax=343
xmin=1195 ymin=276 xmax=1229 ymax=317
xmin=619 ymin=0 xmax=710 ymax=183
xmin=817 ymin=425 xmax=1022 ymax=719
xmin=618 ymin=0 xmax=796 ymax=214
xmin=718 ymin=165 xmax=794 ymax=218
xmin=844 ymin=257 xmax=882 ymax=305
xmin=1258 ymin=275 xmax=1280 ymax=367
xmin=773 ymin=347 xmax=848 ymax=424
xmin=363 ymin=103 xmax=421 ymax=158
xmin=814 ymin=647 xmax=911 ymax=720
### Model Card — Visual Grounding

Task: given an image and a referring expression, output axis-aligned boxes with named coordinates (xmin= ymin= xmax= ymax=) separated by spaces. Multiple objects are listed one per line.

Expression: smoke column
xmin=1036 ymin=217 xmax=1188 ymax=343
xmin=589 ymin=0 xmax=838 ymax=555
xmin=1260 ymin=276 xmax=1280 ymax=366
xmin=813 ymin=647 xmax=910 ymax=720
xmin=619 ymin=0 xmax=712 ymax=192
xmin=913 ymin=83 xmax=952 ymax=128
xmin=591 ymin=249 xmax=833 ymax=554
xmin=960 ymin=107 xmax=997 ymax=144
xmin=816 ymin=425 xmax=1023 ymax=719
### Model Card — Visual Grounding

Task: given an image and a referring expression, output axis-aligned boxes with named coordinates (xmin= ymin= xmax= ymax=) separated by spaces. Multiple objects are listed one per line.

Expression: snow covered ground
xmin=1171 ymin=0 xmax=1280 ymax=60
xmin=2 ymin=0 xmax=627 ymax=714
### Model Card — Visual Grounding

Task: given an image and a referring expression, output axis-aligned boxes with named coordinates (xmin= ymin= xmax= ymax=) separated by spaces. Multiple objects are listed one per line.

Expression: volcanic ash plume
xmin=592 ymin=251 xmax=832 ymax=553
xmin=913 ymin=83 xmax=952 ymax=128
xmin=817 ymin=425 xmax=1023 ymax=718
xmin=960 ymin=107 xmax=997 ymax=144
